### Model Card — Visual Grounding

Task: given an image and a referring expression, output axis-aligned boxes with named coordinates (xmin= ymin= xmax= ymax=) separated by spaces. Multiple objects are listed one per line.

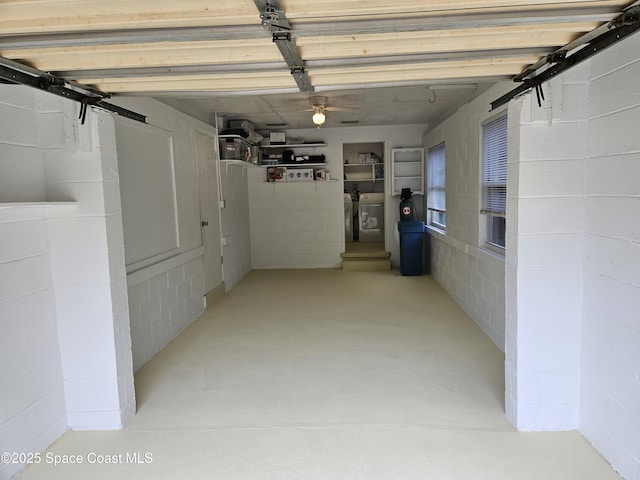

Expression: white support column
xmin=505 ymin=67 xmax=589 ymax=430
xmin=47 ymin=104 xmax=135 ymax=429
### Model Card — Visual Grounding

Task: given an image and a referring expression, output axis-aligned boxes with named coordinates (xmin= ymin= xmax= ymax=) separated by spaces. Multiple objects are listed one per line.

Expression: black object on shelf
xmin=220 ymin=128 xmax=248 ymax=138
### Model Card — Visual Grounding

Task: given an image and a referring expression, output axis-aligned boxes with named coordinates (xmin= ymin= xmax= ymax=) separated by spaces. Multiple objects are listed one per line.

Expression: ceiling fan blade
xmin=290 ymin=107 xmax=316 ymax=113
xmin=326 ymin=106 xmax=359 ymax=112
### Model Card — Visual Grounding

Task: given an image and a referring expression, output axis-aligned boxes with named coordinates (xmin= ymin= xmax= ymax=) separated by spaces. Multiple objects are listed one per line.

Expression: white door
xmin=196 ymin=130 xmax=223 ymax=294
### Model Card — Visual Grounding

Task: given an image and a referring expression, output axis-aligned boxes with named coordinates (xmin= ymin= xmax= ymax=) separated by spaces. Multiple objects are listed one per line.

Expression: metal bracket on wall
xmin=254 ymin=0 xmax=314 ymax=93
xmin=0 ymin=56 xmax=146 ymax=124
xmin=491 ymin=4 xmax=640 ymax=110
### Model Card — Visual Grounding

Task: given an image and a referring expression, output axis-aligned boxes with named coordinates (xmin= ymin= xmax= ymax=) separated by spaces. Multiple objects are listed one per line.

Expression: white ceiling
xmin=0 ymin=0 xmax=633 ymax=130
xmin=159 ymin=83 xmax=496 ymax=131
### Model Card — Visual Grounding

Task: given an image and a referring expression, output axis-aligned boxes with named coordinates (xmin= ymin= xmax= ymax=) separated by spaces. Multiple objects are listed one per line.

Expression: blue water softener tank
xmin=398 ymin=188 xmax=424 ymax=276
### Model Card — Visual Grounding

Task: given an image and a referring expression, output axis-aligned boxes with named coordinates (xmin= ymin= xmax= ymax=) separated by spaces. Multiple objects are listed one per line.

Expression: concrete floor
xmin=19 ymin=270 xmax=620 ymax=479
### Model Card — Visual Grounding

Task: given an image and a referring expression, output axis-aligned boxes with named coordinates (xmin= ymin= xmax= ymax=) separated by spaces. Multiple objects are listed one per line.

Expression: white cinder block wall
xmin=110 ymin=97 xmax=252 ymax=369
xmin=249 ymin=125 xmax=427 ymax=269
xmin=424 ymin=33 xmax=639 ymax=476
xmin=506 ymin=32 xmax=640 ymax=477
xmin=506 ymin=65 xmax=588 ymax=431
xmin=126 ymin=254 xmax=205 ymax=370
xmin=0 ymin=87 xmax=47 ymax=202
xmin=111 ymin=97 xmax=219 ymax=370
xmin=249 ymin=178 xmax=344 ymax=268
xmin=0 ymin=207 xmax=66 ymax=480
xmin=422 ymin=83 xmax=513 ymax=350
xmin=0 ymin=86 xmax=135 ymax=479
xmin=48 ymin=107 xmax=135 ymax=431
xmin=248 ymin=128 xmax=344 ymax=269
xmin=580 ymin=33 xmax=640 ymax=480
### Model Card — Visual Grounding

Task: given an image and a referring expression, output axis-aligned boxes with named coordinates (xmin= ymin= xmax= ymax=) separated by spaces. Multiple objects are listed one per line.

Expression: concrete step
xmin=341 ymin=257 xmax=392 ymax=271
xmin=341 ymin=242 xmax=391 ymax=271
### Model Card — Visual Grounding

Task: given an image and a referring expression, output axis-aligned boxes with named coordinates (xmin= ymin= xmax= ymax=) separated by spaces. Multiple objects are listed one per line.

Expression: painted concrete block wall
xmin=111 ymin=97 xmax=251 ymax=368
xmin=110 ymin=98 xmax=206 ymax=370
xmin=505 ymin=65 xmax=588 ymax=431
xmin=0 ymin=87 xmax=50 ymax=202
xmin=429 ymin=235 xmax=506 ymax=347
xmin=127 ymin=255 xmax=204 ymax=370
xmin=506 ymin=32 xmax=640 ymax=477
xmin=0 ymin=206 xmax=67 ymax=480
xmin=422 ymin=83 xmax=513 ymax=350
xmin=580 ymin=33 xmax=640 ymax=480
xmin=248 ymin=125 xmax=426 ymax=269
xmin=0 ymin=85 xmax=135 ymax=478
xmin=249 ymin=178 xmax=344 ymax=268
xmin=43 ymin=102 xmax=135 ymax=431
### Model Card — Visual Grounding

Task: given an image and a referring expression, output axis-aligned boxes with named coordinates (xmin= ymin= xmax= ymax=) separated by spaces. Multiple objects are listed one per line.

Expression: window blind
xmin=427 ymin=143 xmax=445 ymax=212
xmin=481 ymin=114 xmax=507 ymax=217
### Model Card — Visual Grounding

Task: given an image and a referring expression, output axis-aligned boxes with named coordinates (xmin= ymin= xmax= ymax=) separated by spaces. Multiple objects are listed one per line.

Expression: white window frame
xmin=426 ymin=142 xmax=446 ymax=230
xmin=480 ymin=113 xmax=507 ymax=251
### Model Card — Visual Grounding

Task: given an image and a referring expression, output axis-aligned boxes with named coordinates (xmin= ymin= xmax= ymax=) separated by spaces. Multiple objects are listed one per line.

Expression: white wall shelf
xmin=344 ymin=162 xmax=384 ymax=182
xmin=261 ymin=141 xmax=326 ymax=169
xmin=264 ymin=163 xmax=329 ymax=183
xmin=219 ymin=134 xmax=259 ymax=165
xmin=262 ymin=143 xmax=326 ymax=149
xmin=219 ymin=134 xmax=256 ymax=143
xmin=220 ymin=159 xmax=260 ymax=167
xmin=0 ymin=201 xmax=77 ymax=208
xmin=391 ymin=147 xmax=424 ymax=196
xmin=261 ymin=162 xmax=326 ymax=168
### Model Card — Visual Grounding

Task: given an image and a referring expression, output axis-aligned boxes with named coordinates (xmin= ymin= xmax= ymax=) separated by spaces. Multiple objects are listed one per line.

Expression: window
xmin=481 ymin=114 xmax=507 ymax=249
xmin=426 ymin=143 xmax=446 ymax=229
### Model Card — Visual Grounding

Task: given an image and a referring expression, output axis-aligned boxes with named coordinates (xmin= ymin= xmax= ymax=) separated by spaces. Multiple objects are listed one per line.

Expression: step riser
xmin=342 ymin=259 xmax=391 ymax=271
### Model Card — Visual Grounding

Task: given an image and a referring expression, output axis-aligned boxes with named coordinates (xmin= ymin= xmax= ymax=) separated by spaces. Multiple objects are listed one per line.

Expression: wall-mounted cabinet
xmin=391 ymin=147 xmax=424 ymax=196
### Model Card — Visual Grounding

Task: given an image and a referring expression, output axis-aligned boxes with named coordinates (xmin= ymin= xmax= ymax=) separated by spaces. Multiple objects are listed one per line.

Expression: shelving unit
xmin=260 ymin=143 xmax=326 ymax=167
xmin=262 ymin=143 xmax=326 ymax=149
xmin=343 ymin=163 xmax=384 ymax=182
xmin=342 ymin=143 xmax=385 ymax=197
xmin=391 ymin=147 xmax=424 ymax=196
xmin=260 ymin=141 xmax=328 ymax=182
xmin=218 ymin=134 xmax=260 ymax=166
xmin=261 ymin=163 xmax=326 ymax=168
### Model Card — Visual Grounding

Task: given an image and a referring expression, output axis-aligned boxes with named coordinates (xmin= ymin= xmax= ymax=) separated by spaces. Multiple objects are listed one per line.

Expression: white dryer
xmin=358 ymin=193 xmax=385 ymax=243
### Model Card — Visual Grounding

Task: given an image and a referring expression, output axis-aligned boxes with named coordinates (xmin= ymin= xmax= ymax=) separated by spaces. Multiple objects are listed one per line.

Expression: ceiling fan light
xmin=312 ymin=110 xmax=326 ymax=126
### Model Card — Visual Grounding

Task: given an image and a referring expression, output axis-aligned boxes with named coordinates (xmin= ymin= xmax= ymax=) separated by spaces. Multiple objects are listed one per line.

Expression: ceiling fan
xmin=305 ymin=95 xmax=358 ymax=128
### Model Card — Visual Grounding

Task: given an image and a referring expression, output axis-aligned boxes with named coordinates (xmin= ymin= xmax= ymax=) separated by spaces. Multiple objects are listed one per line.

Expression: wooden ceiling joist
xmin=73 ymin=56 xmax=539 ymax=93
xmin=0 ymin=0 xmax=260 ymax=35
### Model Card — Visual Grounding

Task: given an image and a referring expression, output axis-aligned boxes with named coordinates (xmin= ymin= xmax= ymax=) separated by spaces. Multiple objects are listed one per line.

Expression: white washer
xmin=358 ymin=193 xmax=385 ymax=243
xmin=344 ymin=194 xmax=353 ymax=243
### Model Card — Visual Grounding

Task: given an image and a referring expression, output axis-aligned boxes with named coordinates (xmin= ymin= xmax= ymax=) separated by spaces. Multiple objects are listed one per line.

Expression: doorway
xmin=343 ymin=142 xmax=385 ymax=245
xmin=195 ymin=129 xmax=224 ymax=296
xmin=341 ymin=142 xmax=389 ymax=269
